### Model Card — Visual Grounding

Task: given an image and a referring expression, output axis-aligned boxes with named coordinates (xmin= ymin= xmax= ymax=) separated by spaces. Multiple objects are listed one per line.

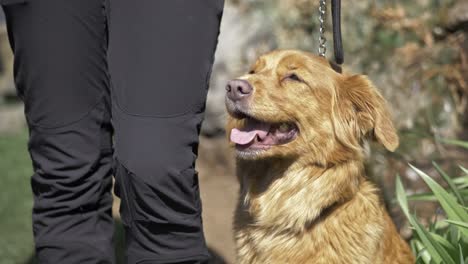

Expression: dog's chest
xmin=235 ymin=224 xmax=381 ymax=264
xmin=234 ymin=194 xmax=385 ymax=264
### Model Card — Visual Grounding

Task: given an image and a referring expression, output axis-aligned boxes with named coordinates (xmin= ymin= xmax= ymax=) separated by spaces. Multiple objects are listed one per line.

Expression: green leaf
xmin=430 ymin=232 xmax=457 ymax=257
xmin=434 ymin=220 xmax=449 ymax=230
xmin=407 ymin=193 xmax=438 ymax=202
xmin=439 ymin=139 xmax=468 ymax=149
xmin=409 ymin=164 xmax=468 ymax=238
xmin=459 ymin=244 xmax=464 ymax=264
xmin=448 ymin=225 xmax=460 ymax=246
xmin=429 ymin=215 xmax=437 ymax=233
xmin=406 ymin=192 xmax=468 ymax=202
xmin=452 ymin=176 xmax=468 ymax=186
xmin=396 ymin=175 xmax=411 ymax=219
xmin=433 ymin=162 xmax=465 ymax=206
xmin=414 ymin=240 xmax=432 ymax=264
xmin=405 ymin=184 xmax=467 ymax=203
xmin=411 ymin=239 xmax=418 ymax=256
xmin=412 ymin=214 xmax=456 ymax=264
xmin=445 ymin=220 xmax=468 ymax=231
xmin=408 ymin=191 xmax=468 ymax=202
xmin=460 ymin=166 xmax=468 ymax=175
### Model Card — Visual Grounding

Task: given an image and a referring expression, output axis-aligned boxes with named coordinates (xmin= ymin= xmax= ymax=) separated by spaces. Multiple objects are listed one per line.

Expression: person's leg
xmin=2 ymin=0 xmax=114 ymax=262
xmin=107 ymin=0 xmax=224 ymax=263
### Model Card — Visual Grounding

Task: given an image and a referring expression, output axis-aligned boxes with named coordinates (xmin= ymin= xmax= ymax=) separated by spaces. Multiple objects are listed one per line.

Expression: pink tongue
xmin=230 ymin=122 xmax=270 ymax=145
xmin=230 ymin=129 xmax=258 ymax=145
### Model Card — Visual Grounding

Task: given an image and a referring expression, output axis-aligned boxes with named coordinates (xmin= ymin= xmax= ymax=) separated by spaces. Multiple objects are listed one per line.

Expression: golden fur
xmin=225 ymin=50 xmax=415 ymax=263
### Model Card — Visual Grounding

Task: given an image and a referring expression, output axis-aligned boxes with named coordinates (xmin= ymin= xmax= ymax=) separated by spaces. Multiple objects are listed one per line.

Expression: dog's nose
xmin=226 ymin=79 xmax=253 ymax=101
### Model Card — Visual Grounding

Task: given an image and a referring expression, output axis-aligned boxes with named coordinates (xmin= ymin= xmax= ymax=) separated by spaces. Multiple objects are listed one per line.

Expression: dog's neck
xmin=236 ymin=157 xmax=365 ymax=233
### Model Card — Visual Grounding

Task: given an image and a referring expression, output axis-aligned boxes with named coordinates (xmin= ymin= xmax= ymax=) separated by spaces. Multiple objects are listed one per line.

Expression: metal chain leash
xmin=318 ymin=0 xmax=327 ymax=57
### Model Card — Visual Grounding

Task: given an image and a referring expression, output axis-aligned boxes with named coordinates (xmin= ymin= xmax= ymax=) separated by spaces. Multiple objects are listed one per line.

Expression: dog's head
xmin=225 ymin=50 xmax=398 ymax=165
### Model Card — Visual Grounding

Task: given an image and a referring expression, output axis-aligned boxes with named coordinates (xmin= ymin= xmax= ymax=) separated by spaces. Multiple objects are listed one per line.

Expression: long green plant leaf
xmin=439 ymin=139 xmax=468 ymax=149
xmin=459 ymin=244 xmax=464 ymax=264
xmin=445 ymin=220 xmax=468 ymax=231
xmin=412 ymin=215 xmax=456 ymax=264
xmin=396 ymin=176 xmax=456 ymax=264
xmin=433 ymin=162 xmax=465 ymax=206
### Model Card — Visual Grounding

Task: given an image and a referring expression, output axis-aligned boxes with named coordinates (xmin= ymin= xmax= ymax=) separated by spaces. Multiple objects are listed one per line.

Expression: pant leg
xmin=107 ymin=0 xmax=224 ymax=263
xmin=2 ymin=0 xmax=114 ymax=263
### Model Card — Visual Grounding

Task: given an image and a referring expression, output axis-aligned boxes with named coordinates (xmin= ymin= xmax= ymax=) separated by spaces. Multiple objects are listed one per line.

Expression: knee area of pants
xmin=29 ymin=122 xmax=113 ymax=208
xmin=112 ymin=159 xmax=202 ymax=228
xmin=28 ymin=103 xmax=111 ymax=175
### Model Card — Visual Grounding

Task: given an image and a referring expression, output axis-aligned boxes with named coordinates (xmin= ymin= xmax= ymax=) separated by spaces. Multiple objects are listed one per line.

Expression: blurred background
xmin=0 ymin=0 xmax=467 ymax=263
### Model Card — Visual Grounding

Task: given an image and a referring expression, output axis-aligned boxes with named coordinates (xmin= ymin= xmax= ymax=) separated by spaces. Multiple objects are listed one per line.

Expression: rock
xmin=0 ymin=25 xmax=15 ymax=101
xmin=0 ymin=105 xmax=26 ymax=134
xmin=202 ymin=3 xmax=275 ymax=136
xmin=446 ymin=0 xmax=468 ymax=31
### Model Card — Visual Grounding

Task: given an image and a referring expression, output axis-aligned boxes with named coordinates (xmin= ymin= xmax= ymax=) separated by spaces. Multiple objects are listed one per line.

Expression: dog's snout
xmin=226 ymin=79 xmax=253 ymax=101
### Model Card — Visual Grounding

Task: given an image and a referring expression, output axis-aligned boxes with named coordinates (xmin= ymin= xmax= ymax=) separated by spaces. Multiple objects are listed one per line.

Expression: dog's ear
xmin=338 ymin=75 xmax=399 ymax=152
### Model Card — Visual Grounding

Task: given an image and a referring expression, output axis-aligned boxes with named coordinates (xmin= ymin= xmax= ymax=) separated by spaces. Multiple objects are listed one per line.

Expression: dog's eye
xmin=248 ymin=69 xmax=255 ymax=74
xmin=284 ymin=73 xmax=302 ymax=82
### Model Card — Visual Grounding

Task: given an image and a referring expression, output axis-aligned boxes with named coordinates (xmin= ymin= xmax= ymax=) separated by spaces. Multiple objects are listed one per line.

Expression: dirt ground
xmin=197 ymin=135 xmax=238 ymax=264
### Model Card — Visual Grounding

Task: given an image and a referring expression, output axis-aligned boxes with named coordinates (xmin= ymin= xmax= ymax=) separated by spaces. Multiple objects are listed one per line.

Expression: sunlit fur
xmin=225 ymin=50 xmax=414 ymax=264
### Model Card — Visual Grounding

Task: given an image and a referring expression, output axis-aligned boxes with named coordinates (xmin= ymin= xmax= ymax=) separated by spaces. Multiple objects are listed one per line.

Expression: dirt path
xmin=197 ymin=135 xmax=238 ymax=264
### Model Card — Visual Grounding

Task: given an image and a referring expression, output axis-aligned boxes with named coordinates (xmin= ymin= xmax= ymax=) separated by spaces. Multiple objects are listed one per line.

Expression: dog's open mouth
xmin=230 ymin=117 xmax=299 ymax=152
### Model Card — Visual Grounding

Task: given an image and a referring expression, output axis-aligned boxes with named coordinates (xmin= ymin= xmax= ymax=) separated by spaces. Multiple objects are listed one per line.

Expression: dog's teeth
xmin=278 ymin=123 xmax=290 ymax=133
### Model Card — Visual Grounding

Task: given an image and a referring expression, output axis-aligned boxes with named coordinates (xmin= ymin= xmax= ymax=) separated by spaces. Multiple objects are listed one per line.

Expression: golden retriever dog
xmin=224 ymin=49 xmax=415 ymax=264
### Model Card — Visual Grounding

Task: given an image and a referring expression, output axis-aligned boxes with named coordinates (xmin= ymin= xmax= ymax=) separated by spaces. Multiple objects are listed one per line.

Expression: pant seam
xmin=135 ymin=253 xmax=210 ymax=264
xmin=25 ymin=92 xmax=106 ymax=129
xmin=110 ymin=91 xmax=205 ymax=119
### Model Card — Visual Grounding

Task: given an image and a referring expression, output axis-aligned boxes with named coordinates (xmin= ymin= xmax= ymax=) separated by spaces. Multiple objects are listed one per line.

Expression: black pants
xmin=1 ymin=0 xmax=224 ymax=263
